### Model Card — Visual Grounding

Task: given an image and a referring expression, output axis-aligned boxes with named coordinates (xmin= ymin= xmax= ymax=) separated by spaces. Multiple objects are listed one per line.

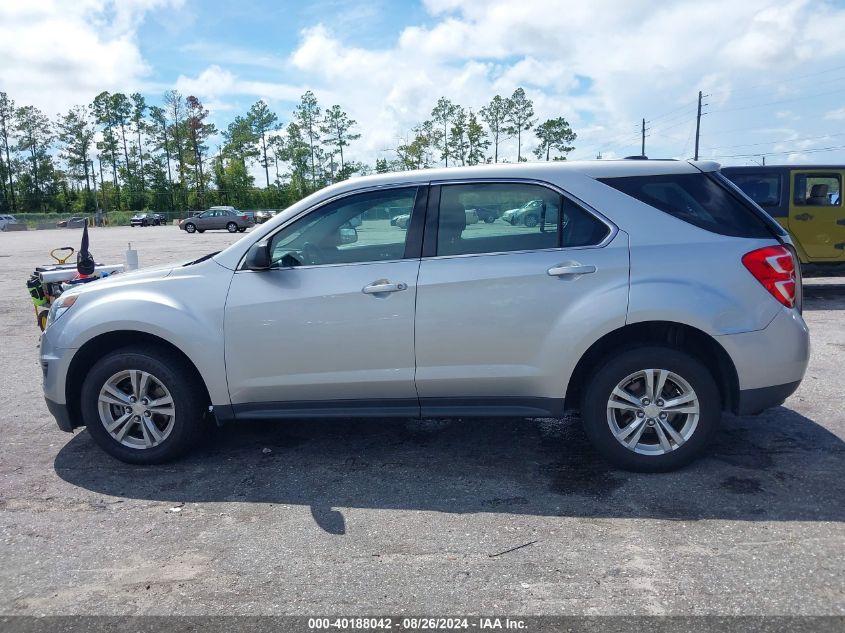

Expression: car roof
xmin=212 ymin=159 xmax=719 ymax=270
xmin=351 ymin=159 xmax=715 ymax=187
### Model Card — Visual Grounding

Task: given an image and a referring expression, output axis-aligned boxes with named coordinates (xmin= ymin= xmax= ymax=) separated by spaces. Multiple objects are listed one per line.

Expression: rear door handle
xmin=547 ymin=264 xmax=597 ymax=277
xmin=362 ymin=280 xmax=408 ymax=294
xmin=794 ymin=212 xmax=813 ymax=221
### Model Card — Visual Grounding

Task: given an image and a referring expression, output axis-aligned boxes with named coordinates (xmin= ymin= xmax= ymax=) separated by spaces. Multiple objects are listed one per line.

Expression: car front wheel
xmin=80 ymin=347 xmax=206 ymax=464
xmin=184 ymin=223 xmax=196 ymax=234
xmin=580 ymin=346 xmax=720 ymax=472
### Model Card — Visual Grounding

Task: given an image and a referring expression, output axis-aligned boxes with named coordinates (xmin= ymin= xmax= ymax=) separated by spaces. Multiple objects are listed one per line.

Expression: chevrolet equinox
xmin=41 ymin=160 xmax=810 ymax=471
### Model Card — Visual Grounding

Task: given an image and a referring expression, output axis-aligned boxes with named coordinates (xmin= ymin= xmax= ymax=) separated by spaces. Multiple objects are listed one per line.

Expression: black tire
xmin=483 ymin=215 xmax=496 ymax=223
xmin=80 ymin=347 xmax=206 ymax=464
xmin=524 ymin=214 xmax=538 ymax=227
xmin=197 ymin=229 xmax=205 ymax=233
xmin=580 ymin=346 xmax=720 ymax=472
xmin=226 ymin=222 xmax=238 ymax=233
xmin=184 ymin=223 xmax=196 ymax=234
xmin=238 ymin=228 xmax=246 ymax=233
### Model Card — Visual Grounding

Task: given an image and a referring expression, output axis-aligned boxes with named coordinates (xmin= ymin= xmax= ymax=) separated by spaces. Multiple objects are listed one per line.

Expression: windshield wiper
xmin=183 ymin=251 xmax=220 ymax=266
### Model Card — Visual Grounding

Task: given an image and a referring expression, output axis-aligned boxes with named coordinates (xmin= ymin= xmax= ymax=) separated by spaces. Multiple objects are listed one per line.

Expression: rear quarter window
xmin=599 ymin=173 xmax=776 ymax=239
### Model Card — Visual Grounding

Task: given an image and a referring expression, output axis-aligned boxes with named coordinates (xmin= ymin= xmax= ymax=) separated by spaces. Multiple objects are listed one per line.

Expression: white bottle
xmin=125 ymin=242 xmax=139 ymax=271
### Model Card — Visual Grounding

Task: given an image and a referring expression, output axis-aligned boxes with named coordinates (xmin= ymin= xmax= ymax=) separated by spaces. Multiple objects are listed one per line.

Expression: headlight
xmin=46 ymin=294 xmax=78 ymax=328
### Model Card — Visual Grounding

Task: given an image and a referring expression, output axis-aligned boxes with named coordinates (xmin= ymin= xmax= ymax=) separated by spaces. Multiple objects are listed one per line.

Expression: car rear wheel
xmin=580 ymin=346 xmax=720 ymax=472
xmin=238 ymin=228 xmax=246 ymax=232
xmin=81 ymin=347 xmax=206 ymax=464
xmin=184 ymin=223 xmax=196 ymax=234
xmin=226 ymin=222 xmax=238 ymax=233
xmin=524 ymin=214 xmax=538 ymax=227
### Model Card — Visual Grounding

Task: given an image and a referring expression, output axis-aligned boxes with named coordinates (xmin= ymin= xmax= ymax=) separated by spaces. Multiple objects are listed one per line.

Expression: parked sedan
xmin=56 ymin=216 xmax=87 ymax=228
xmin=179 ymin=207 xmax=255 ymax=233
xmin=255 ymin=210 xmax=275 ymax=224
xmin=471 ymin=206 xmax=500 ymax=223
xmin=501 ymin=199 xmax=549 ymax=226
xmin=0 ymin=214 xmax=18 ymax=230
xmin=130 ymin=213 xmax=157 ymax=227
xmin=394 ymin=208 xmax=478 ymax=230
xmin=41 ymin=160 xmax=808 ymax=472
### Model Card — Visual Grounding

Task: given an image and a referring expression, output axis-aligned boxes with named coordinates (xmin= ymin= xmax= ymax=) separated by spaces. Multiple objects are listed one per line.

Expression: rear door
xmin=789 ymin=169 xmax=845 ymax=260
xmin=414 ymin=181 xmax=629 ymax=416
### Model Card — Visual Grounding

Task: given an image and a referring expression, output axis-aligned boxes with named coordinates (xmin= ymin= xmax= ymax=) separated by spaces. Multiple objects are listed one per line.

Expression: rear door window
xmin=433 ymin=182 xmax=610 ymax=256
xmin=599 ymin=173 xmax=775 ymax=238
xmin=725 ymin=173 xmax=782 ymax=208
xmin=793 ymin=173 xmax=841 ymax=207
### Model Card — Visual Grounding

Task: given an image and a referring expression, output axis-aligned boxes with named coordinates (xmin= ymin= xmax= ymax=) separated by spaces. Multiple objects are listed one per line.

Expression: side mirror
xmin=339 ymin=227 xmax=358 ymax=244
xmin=245 ymin=240 xmax=271 ymax=270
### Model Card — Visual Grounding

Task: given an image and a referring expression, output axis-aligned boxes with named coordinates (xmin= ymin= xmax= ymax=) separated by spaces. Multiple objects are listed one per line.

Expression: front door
xmin=789 ymin=169 xmax=845 ymax=260
xmin=414 ymin=181 xmax=629 ymax=417
xmin=224 ymin=186 xmax=423 ymax=417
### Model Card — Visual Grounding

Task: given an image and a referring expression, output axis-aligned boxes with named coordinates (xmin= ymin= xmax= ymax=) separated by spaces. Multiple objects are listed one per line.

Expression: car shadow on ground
xmin=803 ymin=283 xmax=845 ymax=310
xmin=54 ymin=406 xmax=845 ymax=534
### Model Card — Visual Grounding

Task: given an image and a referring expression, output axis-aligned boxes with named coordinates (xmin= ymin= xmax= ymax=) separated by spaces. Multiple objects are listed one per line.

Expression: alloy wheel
xmin=97 ymin=369 xmax=176 ymax=449
xmin=606 ymin=368 xmax=700 ymax=455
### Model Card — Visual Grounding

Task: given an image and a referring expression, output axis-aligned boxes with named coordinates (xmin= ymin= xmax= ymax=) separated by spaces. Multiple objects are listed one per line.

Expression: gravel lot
xmin=0 ymin=225 xmax=843 ymax=615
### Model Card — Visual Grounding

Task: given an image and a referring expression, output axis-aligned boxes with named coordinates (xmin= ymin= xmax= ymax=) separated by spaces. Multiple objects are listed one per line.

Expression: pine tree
xmin=505 ymin=88 xmax=536 ymax=162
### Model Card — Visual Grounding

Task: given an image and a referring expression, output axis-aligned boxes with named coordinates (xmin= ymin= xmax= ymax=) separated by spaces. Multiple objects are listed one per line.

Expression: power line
xmin=704 ymin=130 xmax=845 ymax=151
xmin=721 ymin=63 xmax=845 ymax=100
xmin=708 ymin=86 xmax=845 ymax=114
xmin=648 ymin=101 xmax=697 ymax=123
xmin=709 ymin=144 xmax=845 ymax=159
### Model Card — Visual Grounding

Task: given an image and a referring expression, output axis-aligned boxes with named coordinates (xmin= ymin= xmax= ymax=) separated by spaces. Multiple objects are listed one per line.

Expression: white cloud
xmin=0 ymin=0 xmax=183 ymax=115
xmin=174 ymin=65 xmax=308 ymax=111
xmin=825 ymin=107 xmax=845 ymax=120
xmin=275 ymin=0 xmax=845 ymax=164
xmin=5 ymin=0 xmax=845 ymax=168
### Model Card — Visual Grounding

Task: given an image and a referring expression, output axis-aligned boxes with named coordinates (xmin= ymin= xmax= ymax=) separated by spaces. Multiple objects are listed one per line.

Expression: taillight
xmin=742 ymin=245 xmax=796 ymax=308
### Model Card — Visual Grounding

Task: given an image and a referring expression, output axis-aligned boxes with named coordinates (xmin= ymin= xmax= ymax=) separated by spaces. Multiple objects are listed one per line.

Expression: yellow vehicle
xmin=722 ymin=165 xmax=845 ymax=275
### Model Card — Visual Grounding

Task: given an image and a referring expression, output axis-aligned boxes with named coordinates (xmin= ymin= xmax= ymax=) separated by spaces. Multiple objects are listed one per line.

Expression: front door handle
xmin=362 ymin=280 xmax=408 ymax=294
xmin=548 ymin=263 xmax=597 ymax=277
xmin=794 ymin=212 xmax=814 ymax=221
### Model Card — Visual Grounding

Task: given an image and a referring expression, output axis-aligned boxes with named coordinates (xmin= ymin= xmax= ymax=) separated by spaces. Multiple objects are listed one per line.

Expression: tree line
xmin=0 ymin=87 xmax=576 ymax=215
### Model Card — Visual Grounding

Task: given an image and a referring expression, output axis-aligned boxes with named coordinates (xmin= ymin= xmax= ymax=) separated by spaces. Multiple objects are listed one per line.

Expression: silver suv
xmin=41 ymin=160 xmax=809 ymax=471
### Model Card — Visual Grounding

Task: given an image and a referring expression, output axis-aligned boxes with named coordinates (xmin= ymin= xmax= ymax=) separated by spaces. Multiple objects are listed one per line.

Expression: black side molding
xmin=736 ymin=381 xmax=801 ymax=415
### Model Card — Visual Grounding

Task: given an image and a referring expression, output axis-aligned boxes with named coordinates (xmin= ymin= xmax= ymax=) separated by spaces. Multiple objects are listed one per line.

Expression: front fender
xmin=51 ymin=260 xmax=234 ymax=405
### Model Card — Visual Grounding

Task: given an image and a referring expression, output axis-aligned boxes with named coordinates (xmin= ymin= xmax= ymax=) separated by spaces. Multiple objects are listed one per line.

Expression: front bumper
xmin=45 ymin=398 xmax=75 ymax=432
xmin=40 ymin=329 xmax=78 ymax=432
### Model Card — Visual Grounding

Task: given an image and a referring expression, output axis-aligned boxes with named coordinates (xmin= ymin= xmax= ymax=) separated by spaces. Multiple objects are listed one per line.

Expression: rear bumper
xmin=715 ymin=307 xmax=809 ymax=414
xmin=716 ymin=307 xmax=809 ymax=386
xmin=736 ymin=380 xmax=801 ymax=415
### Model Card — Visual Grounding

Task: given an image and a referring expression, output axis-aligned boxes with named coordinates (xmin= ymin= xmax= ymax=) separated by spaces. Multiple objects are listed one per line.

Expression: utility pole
xmin=641 ymin=118 xmax=646 ymax=157
xmin=694 ymin=90 xmax=703 ymax=160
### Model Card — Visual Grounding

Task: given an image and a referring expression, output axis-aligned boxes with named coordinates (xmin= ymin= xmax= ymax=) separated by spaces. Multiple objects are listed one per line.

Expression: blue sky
xmin=3 ymin=0 xmax=845 ymax=168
